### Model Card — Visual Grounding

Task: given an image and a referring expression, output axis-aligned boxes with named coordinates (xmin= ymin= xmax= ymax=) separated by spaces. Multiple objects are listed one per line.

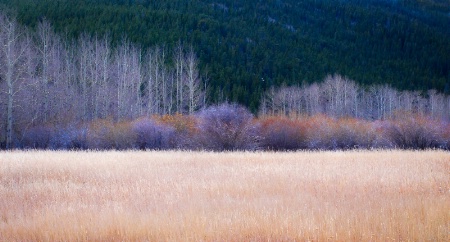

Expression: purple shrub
xmin=197 ymin=103 xmax=260 ymax=151
xmin=69 ymin=126 xmax=89 ymax=150
xmin=21 ymin=126 xmax=54 ymax=149
xmin=132 ymin=118 xmax=176 ymax=150
xmin=48 ymin=125 xmax=85 ymax=150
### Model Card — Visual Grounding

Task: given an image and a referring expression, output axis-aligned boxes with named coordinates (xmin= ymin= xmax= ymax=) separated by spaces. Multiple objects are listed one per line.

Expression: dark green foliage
xmin=2 ymin=0 xmax=449 ymax=111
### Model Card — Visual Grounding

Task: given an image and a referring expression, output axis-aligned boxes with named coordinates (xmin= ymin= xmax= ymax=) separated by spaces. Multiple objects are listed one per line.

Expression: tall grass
xmin=0 ymin=150 xmax=449 ymax=241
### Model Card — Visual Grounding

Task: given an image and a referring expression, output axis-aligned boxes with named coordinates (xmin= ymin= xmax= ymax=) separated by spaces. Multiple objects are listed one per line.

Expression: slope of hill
xmin=1 ymin=0 xmax=449 ymax=110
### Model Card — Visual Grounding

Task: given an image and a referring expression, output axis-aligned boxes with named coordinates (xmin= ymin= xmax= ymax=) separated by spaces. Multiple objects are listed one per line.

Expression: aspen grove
xmin=0 ymin=13 xmax=205 ymax=149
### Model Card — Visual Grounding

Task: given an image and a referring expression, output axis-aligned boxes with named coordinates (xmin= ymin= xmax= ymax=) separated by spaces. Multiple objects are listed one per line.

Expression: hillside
xmin=1 ymin=0 xmax=449 ymax=110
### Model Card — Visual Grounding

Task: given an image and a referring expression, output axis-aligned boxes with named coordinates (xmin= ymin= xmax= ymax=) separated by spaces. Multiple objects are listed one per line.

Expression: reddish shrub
xmin=299 ymin=115 xmax=378 ymax=150
xmin=86 ymin=119 xmax=135 ymax=150
xmin=303 ymin=115 xmax=337 ymax=149
xmin=155 ymin=113 xmax=198 ymax=134
xmin=384 ymin=114 xmax=445 ymax=149
xmin=333 ymin=118 xmax=377 ymax=149
xmin=260 ymin=117 xmax=308 ymax=150
xmin=154 ymin=113 xmax=200 ymax=149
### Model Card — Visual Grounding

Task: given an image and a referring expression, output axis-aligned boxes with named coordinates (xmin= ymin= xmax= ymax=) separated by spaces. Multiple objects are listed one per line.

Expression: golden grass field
xmin=0 ymin=150 xmax=449 ymax=241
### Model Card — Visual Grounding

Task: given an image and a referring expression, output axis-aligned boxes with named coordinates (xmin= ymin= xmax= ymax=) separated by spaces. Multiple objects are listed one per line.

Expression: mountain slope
xmin=1 ymin=0 xmax=449 ymax=110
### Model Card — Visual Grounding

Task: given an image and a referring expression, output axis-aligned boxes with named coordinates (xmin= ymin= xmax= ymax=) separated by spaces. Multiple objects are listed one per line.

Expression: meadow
xmin=0 ymin=150 xmax=449 ymax=241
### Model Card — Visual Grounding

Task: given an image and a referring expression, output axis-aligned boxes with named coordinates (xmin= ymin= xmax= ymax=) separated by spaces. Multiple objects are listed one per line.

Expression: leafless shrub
xmin=131 ymin=118 xmax=176 ymax=150
xmin=385 ymin=114 xmax=444 ymax=149
xmin=260 ymin=117 xmax=308 ymax=150
xmin=197 ymin=103 xmax=260 ymax=151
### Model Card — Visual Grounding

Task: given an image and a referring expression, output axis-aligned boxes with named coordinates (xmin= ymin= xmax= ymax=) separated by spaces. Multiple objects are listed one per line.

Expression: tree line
xmin=0 ymin=13 xmax=206 ymax=149
xmin=260 ymin=74 xmax=450 ymax=121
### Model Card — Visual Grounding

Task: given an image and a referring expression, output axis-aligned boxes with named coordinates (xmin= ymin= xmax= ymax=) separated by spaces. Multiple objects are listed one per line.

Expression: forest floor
xmin=0 ymin=150 xmax=449 ymax=241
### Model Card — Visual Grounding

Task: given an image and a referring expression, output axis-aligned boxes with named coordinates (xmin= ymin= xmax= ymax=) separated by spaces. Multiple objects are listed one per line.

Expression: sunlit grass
xmin=0 ymin=150 xmax=449 ymax=241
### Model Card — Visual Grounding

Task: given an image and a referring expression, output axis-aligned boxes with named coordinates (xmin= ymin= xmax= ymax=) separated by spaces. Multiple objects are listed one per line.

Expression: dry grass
xmin=0 ymin=150 xmax=449 ymax=241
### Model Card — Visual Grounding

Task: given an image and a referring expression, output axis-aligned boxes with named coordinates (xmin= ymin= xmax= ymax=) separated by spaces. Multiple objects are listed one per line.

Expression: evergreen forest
xmin=1 ymin=0 xmax=449 ymax=111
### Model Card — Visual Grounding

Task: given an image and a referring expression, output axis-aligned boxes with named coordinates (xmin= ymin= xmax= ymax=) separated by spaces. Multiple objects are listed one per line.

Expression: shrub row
xmin=14 ymin=104 xmax=450 ymax=151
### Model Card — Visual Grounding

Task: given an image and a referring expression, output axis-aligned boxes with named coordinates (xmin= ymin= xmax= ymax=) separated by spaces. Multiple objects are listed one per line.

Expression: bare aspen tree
xmin=293 ymin=86 xmax=304 ymax=117
xmin=414 ymin=91 xmax=427 ymax=116
xmin=202 ymin=70 xmax=209 ymax=108
xmin=60 ymin=39 xmax=79 ymax=121
xmin=368 ymin=85 xmax=383 ymax=119
xmin=93 ymin=35 xmax=112 ymax=119
xmin=19 ymin=33 xmax=39 ymax=126
xmin=345 ymin=80 xmax=359 ymax=118
xmin=261 ymin=86 xmax=277 ymax=116
xmin=371 ymin=84 xmax=399 ymax=119
xmin=399 ymin=91 xmax=413 ymax=113
xmin=382 ymin=85 xmax=399 ymax=120
xmin=362 ymin=85 xmax=375 ymax=119
xmin=174 ymin=42 xmax=185 ymax=113
xmin=0 ymin=14 xmax=34 ymax=148
xmin=129 ymin=43 xmax=144 ymax=118
xmin=77 ymin=33 xmax=94 ymax=122
xmin=142 ymin=48 xmax=159 ymax=115
xmin=36 ymin=19 xmax=53 ymax=122
xmin=90 ymin=36 xmax=101 ymax=119
xmin=36 ymin=19 xmax=71 ymax=123
xmin=427 ymin=89 xmax=448 ymax=119
xmin=167 ymin=71 xmax=175 ymax=114
xmin=156 ymin=48 xmax=176 ymax=115
xmin=258 ymin=95 xmax=268 ymax=117
xmin=305 ymin=83 xmax=321 ymax=115
xmin=341 ymin=77 xmax=359 ymax=117
xmin=288 ymin=86 xmax=301 ymax=117
xmin=321 ymin=75 xmax=355 ymax=117
xmin=276 ymin=86 xmax=288 ymax=116
xmin=161 ymin=50 xmax=168 ymax=114
xmin=287 ymin=87 xmax=296 ymax=116
xmin=331 ymin=75 xmax=356 ymax=118
xmin=114 ymin=39 xmax=144 ymax=120
xmin=114 ymin=39 xmax=130 ymax=120
xmin=48 ymin=35 xmax=69 ymax=123
xmin=322 ymin=75 xmax=339 ymax=116
xmin=144 ymin=46 xmax=170 ymax=115
xmin=185 ymin=47 xmax=204 ymax=114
